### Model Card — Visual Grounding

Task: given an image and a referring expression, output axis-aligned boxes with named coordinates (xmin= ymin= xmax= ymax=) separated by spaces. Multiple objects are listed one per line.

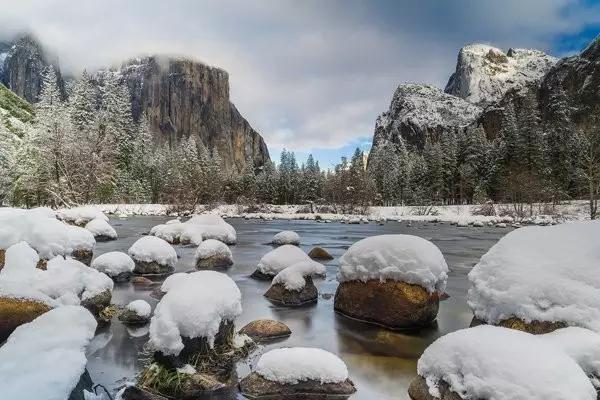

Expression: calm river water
xmin=86 ymin=217 xmax=510 ymax=399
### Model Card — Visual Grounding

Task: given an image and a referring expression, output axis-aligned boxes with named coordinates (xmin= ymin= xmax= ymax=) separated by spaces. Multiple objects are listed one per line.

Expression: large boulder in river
xmin=129 ymin=236 xmax=177 ymax=275
xmin=334 ymin=235 xmax=448 ymax=329
xmin=239 ymin=319 xmax=291 ymax=342
xmin=270 ymin=230 xmax=300 ymax=246
xmin=239 ymin=347 xmax=356 ymax=400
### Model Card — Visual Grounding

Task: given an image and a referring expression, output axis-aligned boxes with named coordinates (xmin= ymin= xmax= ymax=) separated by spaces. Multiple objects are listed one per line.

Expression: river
xmin=86 ymin=216 xmax=510 ymax=399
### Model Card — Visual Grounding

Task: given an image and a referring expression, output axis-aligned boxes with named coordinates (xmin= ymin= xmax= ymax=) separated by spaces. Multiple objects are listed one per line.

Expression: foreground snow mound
xmin=271 ymin=230 xmax=301 ymax=246
xmin=1 ymin=246 xmax=113 ymax=303
xmin=91 ymin=252 xmax=135 ymax=277
xmin=0 ymin=209 xmax=95 ymax=259
xmin=149 ymin=271 xmax=242 ymax=355
xmin=338 ymin=235 xmax=448 ymax=292
xmin=272 ymin=261 xmax=325 ymax=291
xmin=0 ymin=306 xmax=97 ymax=400
xmin=542 ymin=327 xmax=600 ymax=388
xmin=468 ymin=221 xmax=600 ymax=331
xmin=84 ymin=218 xmax=117 ymax=240
xmin=257 ymin=245 xmax=315 ymax=277
xmin=129 ymin=236 xmax=178 ymax=267
xmin=256 ymin=347 xmax=349 ymax=385
xmin=417 ymin=325 xmax=596 ymax=400
xmin=57 ymin=206 xmax=109 ymax=225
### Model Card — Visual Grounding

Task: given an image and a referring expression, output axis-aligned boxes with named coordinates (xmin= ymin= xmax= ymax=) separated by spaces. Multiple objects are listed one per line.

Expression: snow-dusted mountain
xmin=372 ymin=84 xmax=481 ymax=150
xmin=445 ymin=44 xmax=557 ymax=107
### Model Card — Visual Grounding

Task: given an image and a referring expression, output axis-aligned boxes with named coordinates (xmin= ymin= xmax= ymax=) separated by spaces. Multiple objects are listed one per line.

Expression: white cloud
xmin=1 ymin=0 xmax=599 ymax=155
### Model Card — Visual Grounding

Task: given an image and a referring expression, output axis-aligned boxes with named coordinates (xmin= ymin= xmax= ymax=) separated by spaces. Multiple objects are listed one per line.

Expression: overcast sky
xmin=1 ymin=0 xmax=599 ymax=167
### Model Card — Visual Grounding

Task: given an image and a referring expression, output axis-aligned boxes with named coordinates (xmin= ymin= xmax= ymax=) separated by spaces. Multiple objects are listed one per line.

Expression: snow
xmin=1 ymin=248 xmax=113 ymax=303
xmin=446 ymin=44 xmax=558 ymax=106
xmin=149 ymin=214 xmax=237 ymax=245
xmin=160 ymin=272 xmax=190 ymax=294
xmin=128 ymin=236 xmax=177 ymax=267
xmin=542 ymin=327 xmax=600 ymax=388
xmin=149 ymin=271 xmax=242 ymax=355
xmin=194 ymin=239 xmax=232 ymax=263
xmin=255 ymin=347 xmax=349 ymax=385
xmin=0 ymin=281 xmax=58 ymax=307
xmin=91 ymin=251 xmax=135 ymax=276
xmin=126 ymin=299 xmax=152 ymax=318
xmin=179 ymin=224 xmax=204 ymax=245
xmin=0 ymin=209 xmax=95 ymax=259
xmin=337 ymin=234 xmax=448 ymax=292
xmin=176 ymin=364 xmax=197 ymax=375
xmin=85 ymin=218 xmax=117 ymax=240
xmin=272 ymin=260 xmax=326 ymax=291
xmin=271 ymin=230 xmax=300 ymax=246
xmin=57 ymin=206 xmax=109 ymax=225
xmin=468 ymin=221 xmax=600 ymax=331
xmin=0 ymin=306 xmax=98 ymax=400
xmin=149 ymin=222 xmax=186 ymax=243
xmin=417 ymin=325 xmax=596 ymax=400
xmin=186 ymin=214 xmax=237 ymax=244
xmin=256 ymin=245 xmax=315 ymax=276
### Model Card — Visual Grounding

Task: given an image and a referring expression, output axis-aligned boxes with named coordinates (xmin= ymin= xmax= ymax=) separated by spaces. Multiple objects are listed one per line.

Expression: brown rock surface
xmin=308 ymin=247 xmax=334 ymax=260
xmin=408 ymin=376 xmax=462 ymax=400
xmin=264 ymin=277 xmax=318 ymax=306
xmin=239 ymin=319 xmax=291 ymax=341
xmin=239 ymin=372 xmax=356 ymax=400
xmin=0 ymin=296 xmax=52 ymax=341
xmin=470 ymin=316 xmax=567 ymax=334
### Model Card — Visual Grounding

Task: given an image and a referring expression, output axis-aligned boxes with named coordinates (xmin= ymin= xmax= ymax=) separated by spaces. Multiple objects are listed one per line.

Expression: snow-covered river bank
xmin=87 ymin=216 xmax=509 ymax=399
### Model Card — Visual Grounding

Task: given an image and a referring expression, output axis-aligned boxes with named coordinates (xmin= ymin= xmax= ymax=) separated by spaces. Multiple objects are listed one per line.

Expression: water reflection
xmin=87 ymin=216 xmax=507 ymax=399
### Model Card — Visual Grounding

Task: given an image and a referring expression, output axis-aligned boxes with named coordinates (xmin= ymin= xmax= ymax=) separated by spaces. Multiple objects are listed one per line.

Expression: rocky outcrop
xmin=117 ymin=56 xmax=270 ymax=173
xmin=334 ymin=280 xmax=440 ymax=329
xmin=0 ymin=35 xmax=65 ymax=103
xmin=445 ymin=44 xmax=557 ymax=107
xmin=239 ymin=372 xmax=357 ymax=400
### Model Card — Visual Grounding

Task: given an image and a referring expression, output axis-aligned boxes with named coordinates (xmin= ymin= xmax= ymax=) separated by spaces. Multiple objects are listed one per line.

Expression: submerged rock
xmin=0 ymin=296 xmax=52 ymax=341
xmin=307 ymin=247 xmax=333 ymax=260
xmin=239 ymin=373 xmax=356 ymax=400
xmin=264 ymin=276 xmax=318 ymax=306
xmin=239 ymin=319 xmax=292 ymax=342
xmin=334 ymin=280 xmax=439 ymax=329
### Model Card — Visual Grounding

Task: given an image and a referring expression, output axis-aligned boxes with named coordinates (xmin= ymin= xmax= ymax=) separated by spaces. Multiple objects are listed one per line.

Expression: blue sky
xmin=0 ymin=0 xmax=599 ymax=169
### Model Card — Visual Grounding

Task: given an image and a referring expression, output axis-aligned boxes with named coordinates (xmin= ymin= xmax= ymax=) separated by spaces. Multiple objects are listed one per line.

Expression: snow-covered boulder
xmin=240 ymin=347 xmax=356 ymax=399
xmin=468 ymin=221 xmax=600 ymax=333
xmin=84 ymin=218 xmax=117 ymax=242
xmin=148 ymin=214 xmax=237 ymax=246
xmin=265 ymin=261 xmax=325 ymax=306
xmin=194 ymin=239 xmax=233 ymax=269
xmin=91 ymin=251 xmax=135 ymax=282
xmin=252 ymin=245 xmax=315 ymax=280
xmin=409 ymin=325 xmax=595 ymax=400
xmin=0 ymin=243 xmax=113 ymax=319
xmin=128 ymin=236 xmax=177 ymax=275
xmin=148 ymin=271 xmax=242 ymax=361
xmin=119 ymin=300 xmax=152 ymax=325
xmin=57 ymin=206 xmax=109 ymax=226
xmin=0 ymin=306 xmax=98 ymax=400
xmin=186 ymin=214 xmax=237 ymax=244
xmin=0 ymin=209 xmax=96 ymax=268
xmin=149 ymin=222 xmax=186 ymax=244
xmin=239 ymin=319 xmax=292 ymax=342
xmin=335 ymin=234 xmax=448 ymax=329
xmin=270 ymin=230 xmax=301 ymax=246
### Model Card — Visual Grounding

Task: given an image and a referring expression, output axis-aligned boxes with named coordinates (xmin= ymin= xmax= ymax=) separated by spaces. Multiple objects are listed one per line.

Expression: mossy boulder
xmin=119 ymin=309 xmax=150 ymax=325
xmin=195 ymin=254 xmax=233 ymax=269
xmin=81 ymin=289 xmax=112 ymax=317
xmin=470 ymin=316 xmax=567 ymax=334
xmin=133 ymin=260 xmax=174 ymax=276
xmin=334 ymin=280 xmax=440 ymax=329
xmin=0 ymin=296 xmax=52 ymax=341
xmin=264 ymin=277 xmax=318 ymax=306
xmin=308 ymin=247 xmax=333 ymax=260
xmin=239 ymin=319 xmax=291 ymax=342
xmin=239 ymin=372 xmax=356 ymax=400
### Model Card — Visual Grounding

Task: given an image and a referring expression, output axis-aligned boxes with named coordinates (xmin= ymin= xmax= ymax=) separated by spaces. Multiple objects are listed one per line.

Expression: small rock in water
xmin=308 ymin=247 xmax=334 ymax=260
xmin=239 ymin=319 xmax=292 ymax=342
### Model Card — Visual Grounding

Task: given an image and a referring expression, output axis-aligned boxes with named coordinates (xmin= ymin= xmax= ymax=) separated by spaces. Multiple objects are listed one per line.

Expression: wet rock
xmin=131 ymin=276 xmax=155 ymax=286
xmin=0 ymin=297 xmax=52 ymax=341
xmin=239 ymin=319 xmax=291 ymax=342
xmin=250 ymin=269 xmax=274 ymax=280
xmin=111 ymin=271 xmax=132 ymax=283
xmin=0 ymin=248 xmax=4 ymax=269
xmin=264 ymin=277 xmax=318 ymax=307
xmin=195 ymin=254 xmax=233 ymax=269
xmin=239 ymin=372 xmax=356 ymax=400
xmin=119 ymin=309 xmax=150 ymax=325
xmin=308 ymin=247 xmax=334 ymax=260
xmin=408 ymin=376 xmax=461 ymax=400
xmin=133 ymin=260 xmax=174 ymax=275
xmin=334 ymin=280 xmax=440 ymax=329
xmin=470 ymin=316 xmax=567 ymax=334
xmin=81 ymin=289 xmax=112 ymax=317
xmin=94 ymin=234 xmax=116 ymax=242
xmin=71 ymin=249 xmax=93 ymax=266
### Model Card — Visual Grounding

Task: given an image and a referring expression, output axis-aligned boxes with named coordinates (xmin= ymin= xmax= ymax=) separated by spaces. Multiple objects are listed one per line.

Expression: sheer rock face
xmin=0 ymin=35 xmax=65 ymax=103
xmin=445 ymin=44 xmax=557 ymax=107
xmin=118 ymin=56 xmax=270 ymax=173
